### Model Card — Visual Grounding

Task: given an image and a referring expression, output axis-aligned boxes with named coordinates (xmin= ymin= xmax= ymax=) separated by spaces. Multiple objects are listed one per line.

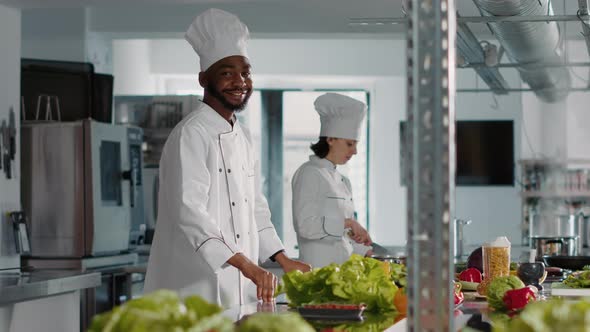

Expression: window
xmin=222 ymin=90 xmax=369 ymax=258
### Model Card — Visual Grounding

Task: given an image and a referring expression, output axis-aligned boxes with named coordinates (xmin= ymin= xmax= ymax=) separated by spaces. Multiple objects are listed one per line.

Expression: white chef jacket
xmin=144 ymin=101 xmax=284 ymax=308
xmin=291 ymin=155 xmax=371 ymax=268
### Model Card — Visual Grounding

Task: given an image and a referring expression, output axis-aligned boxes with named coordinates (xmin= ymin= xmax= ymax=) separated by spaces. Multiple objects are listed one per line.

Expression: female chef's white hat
xmin=185 ymin=8 xmax=250 ymax=71
xmin=315 ymin=93 xmax=367 ymax=141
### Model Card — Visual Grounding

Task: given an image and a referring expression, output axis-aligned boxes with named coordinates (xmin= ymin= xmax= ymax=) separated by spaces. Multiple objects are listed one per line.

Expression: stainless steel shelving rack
xmin=406 ymin=0 xmax=456 ymax=331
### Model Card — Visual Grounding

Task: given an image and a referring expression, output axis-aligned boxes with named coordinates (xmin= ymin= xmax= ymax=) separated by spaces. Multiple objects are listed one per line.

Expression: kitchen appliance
xmin=114 ymin=95 xmax=200 ymax=242
xmin=20 ymin=119 xmax=143 ymax=257
xmin=142 ymin=166 xmax=159 ymax=243
xmin=21 ymin=58 xmax=114 ymax=123
xmin=126 ymin=126 xmax=145 ymax=246
xmin=530 ymin=236 xmax=579 ymax=260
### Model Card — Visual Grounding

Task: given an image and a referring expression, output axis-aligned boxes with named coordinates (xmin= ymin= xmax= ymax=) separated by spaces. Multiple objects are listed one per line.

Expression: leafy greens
xmin=88 ymin=290 xmax=233 ymax=332
xmin=280 ymin=254 xmax=400 ymax=312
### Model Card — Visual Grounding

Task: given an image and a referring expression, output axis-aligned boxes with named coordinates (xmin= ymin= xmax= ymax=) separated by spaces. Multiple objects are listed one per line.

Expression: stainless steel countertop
xmin=222 ymin=294 xmax=407 ymax=332
xmin=0 ymin=270 xmax=101 ymax=305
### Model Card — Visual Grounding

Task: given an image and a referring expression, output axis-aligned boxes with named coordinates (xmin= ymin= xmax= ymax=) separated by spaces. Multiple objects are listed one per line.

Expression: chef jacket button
xmin=244 ymin=198 xmax=248 ymax=203
xmin=228 ymin=169 xmax=232 ymax=173
xmin=219 ymin=168 xmax=222 ymax=173
xmin=236 ymin=234 xmax=240 ymax=239
xmin=232 ymin=202 xmax=236 ymax=206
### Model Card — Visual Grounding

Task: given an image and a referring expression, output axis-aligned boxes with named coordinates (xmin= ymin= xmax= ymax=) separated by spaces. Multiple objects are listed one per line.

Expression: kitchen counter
xmin=0 ymin=269 xmax=101 ymax=305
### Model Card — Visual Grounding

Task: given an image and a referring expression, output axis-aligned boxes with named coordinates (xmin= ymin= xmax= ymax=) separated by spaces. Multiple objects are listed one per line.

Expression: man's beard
xmin=207 ymin=83 xmax=252 ymax=112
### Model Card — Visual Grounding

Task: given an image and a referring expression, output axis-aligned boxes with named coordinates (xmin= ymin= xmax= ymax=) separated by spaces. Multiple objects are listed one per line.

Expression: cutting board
xmin=551 ymin=282 xmax=590 ymax=297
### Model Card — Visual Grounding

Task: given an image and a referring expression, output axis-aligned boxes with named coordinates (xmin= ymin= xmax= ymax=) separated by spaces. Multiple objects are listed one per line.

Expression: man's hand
xmin=345 ymin=218 xmax=372 ymax=246
xmin=257 ymin=301 xmax=277 ymax=313
xmin=274 ymin=252 xmax=312 ymax=273
xmin=227 ymin=253 xmax=277 ymax=303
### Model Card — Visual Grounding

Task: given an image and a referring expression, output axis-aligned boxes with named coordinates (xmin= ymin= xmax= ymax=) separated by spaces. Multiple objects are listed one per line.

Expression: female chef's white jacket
xmin=144 ymin=102 xmax=284 ymax=308
xmin=291 ymin=155 xmax=371 ymax=268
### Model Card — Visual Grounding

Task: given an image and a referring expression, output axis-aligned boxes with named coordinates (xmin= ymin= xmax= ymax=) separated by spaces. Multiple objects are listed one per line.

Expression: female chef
xmin=291 ymin=93 xmax=372 ymax=268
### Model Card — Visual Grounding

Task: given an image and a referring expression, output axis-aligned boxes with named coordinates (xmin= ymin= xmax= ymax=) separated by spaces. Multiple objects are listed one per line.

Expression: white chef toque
xmin=185 ymin=8 xmax=250 ymax=71
xmin=314 ymin=93 xmax=367 ymax=141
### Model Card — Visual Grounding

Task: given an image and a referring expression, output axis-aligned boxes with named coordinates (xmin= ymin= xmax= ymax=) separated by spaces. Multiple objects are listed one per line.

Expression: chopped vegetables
xmin=563 ymin=270 xmax=590 ymax=288
xmin=302 ymin=304 xmax=365 ymax=310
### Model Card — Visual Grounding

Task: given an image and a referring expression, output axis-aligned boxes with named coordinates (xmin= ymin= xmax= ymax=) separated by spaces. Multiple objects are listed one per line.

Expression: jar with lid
xmin=478 ymin=236 xmax=511 ymax=295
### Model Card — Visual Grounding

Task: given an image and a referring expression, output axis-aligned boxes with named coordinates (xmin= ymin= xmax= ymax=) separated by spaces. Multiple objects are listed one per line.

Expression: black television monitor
xmin=456 ymin=120 xmax=514 ymax=186
xmin=399 ymin=120 xmax=514 ymax=186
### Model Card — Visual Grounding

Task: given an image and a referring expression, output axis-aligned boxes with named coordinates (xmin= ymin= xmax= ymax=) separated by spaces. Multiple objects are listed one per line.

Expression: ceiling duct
xmin=472 ymin=0 xmax=571 ymax=103
xmin=456 ymin=20 xmax=510 ymax=94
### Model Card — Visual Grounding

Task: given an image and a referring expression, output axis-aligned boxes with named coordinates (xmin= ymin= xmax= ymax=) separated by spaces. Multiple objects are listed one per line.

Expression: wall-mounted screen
xmin=456 ymin=120 xmax=514 ymax=186
xmin=400 ymin=120 xmax=514 ymax=186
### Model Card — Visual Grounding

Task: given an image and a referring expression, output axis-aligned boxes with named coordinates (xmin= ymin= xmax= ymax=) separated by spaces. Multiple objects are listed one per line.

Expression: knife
xmin=371 ymin=242 xmax=393 ymax=256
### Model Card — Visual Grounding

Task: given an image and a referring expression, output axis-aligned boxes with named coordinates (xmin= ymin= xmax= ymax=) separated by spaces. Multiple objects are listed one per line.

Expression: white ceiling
xmin=1 ymin=0 xmax=585 ymax=38
xmin=0 ymin=0 xmax=475 ymax=37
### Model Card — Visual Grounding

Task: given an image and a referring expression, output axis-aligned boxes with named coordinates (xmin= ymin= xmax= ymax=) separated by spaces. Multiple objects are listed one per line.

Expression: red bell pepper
xmin=458 ymin=268 xmax=483 ymax=283
xmin=502 ymin=287 xmax=536 ymax=312
xmin=454 ymin=281 xmax=464 ymax=306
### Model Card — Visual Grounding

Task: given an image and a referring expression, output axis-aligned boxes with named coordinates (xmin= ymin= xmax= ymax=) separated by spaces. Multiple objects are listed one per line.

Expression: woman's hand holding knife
xmin=345 ymin=218 xmax=372 ymax=246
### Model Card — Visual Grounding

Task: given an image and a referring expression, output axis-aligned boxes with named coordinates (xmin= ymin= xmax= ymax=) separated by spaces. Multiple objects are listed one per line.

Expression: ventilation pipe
xmin=577 ymin=0 xmax=590 ymax=62
xmin=472 ymin=0 xmax=571 ymax=103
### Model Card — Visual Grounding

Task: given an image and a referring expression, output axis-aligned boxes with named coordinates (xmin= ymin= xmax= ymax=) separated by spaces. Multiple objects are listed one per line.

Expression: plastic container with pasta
xmin=478 ymin=236 xmax=511 ymax=295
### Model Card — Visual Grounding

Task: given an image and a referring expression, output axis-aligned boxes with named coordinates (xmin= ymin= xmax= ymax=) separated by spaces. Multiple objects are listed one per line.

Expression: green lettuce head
xmin=88 ymin=290 xmax=232 ymax=332
xmin=486 ymin=276 xmax=525 ymax=311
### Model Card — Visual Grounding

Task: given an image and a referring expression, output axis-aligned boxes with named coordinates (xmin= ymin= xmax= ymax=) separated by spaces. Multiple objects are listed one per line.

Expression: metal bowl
xmin=369 ymin=255 xmax=406 ymax=265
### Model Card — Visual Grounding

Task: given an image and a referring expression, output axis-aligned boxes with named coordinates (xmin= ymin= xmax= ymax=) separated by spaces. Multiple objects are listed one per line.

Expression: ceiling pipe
xmin=472 ymin=0 xmax=571 ymax=103
xmin=456 ymin=20 xmax=510 ymax=94
xmin=577 ymin=0 xmax=590 ymax=73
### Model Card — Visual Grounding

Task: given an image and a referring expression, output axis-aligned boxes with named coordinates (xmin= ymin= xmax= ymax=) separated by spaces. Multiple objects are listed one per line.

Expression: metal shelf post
xmin=406 ymin=0 xmax=456 ymax=330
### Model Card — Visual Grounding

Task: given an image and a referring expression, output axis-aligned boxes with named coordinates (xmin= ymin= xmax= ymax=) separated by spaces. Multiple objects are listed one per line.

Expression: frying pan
xmin=543 ymin=255 xmax=590 ymax=271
